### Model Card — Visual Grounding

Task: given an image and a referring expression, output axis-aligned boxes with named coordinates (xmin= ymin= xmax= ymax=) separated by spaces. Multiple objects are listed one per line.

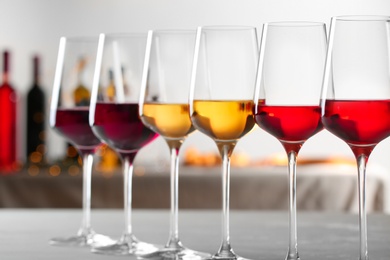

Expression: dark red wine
xmin=322 ymin=99 xmax=390 ymax=148
xmin=0 ymin=50 xmax=17 ymax=172
xmin=54 ymin=107 xmax=100 ymax=151
xmin=92 ymin=102 xmax=158 ymax=154
xmin=254 ymin=101 xmax=323 ymax=144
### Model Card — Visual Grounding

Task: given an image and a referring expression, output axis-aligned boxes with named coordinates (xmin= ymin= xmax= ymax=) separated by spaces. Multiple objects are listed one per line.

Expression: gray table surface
xmin=0 ymin=209 xmax=389 ymax=259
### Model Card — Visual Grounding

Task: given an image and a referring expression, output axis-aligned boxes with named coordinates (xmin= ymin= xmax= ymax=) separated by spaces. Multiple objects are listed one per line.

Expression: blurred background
xmin=0 ymin=0 xmax=389 ymax=212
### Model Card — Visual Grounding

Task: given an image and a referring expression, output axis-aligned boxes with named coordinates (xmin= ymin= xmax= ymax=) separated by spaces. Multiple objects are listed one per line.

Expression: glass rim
xmin=151 ymin=29 xmax=196 ymax=35
xmin=265 ymin=21 xmax=325 ymax=27
xmin=101 ymin=32 xmax=147 ymax=38
xmin=60 ymin=36 xmax=99 ymax=42
xmin=333 ymin=15 xmax=390 ymax=22
xmin=200 ymin=25 xmax=256 ymax=31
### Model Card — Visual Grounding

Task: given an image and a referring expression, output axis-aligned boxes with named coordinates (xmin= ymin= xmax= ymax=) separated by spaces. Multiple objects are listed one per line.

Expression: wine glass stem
xmin=287 ymin=151 xmax=299 ymax=260
xmin=167 ymin=144 xmax=182 ymax=248
xmin=221 ymin=147 xmax=231 ymax=252
xmin=122 ymin=155 xmax=136 ymax=236
xmin=357 ymin=154 xmax=368 ymax=260
xmin=216 ymin=143 xmax=235 ymax=257
xmin=80 ymin=152 xmax=93 ymax=235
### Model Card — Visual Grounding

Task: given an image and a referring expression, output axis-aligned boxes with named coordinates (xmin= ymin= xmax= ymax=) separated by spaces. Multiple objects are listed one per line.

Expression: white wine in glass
xmin=140 ymin=30 xmax=211 ymax=260
xmin=190 ymin=26 xmax=258 ymax=260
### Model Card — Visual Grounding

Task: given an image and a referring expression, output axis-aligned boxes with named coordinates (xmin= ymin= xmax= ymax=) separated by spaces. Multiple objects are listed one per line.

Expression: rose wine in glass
xmin=253 ymin=22 xmax=327 ymax=260
xmin=89 ymin=33 xmax=160 ymax=256
xmin=190 ymin=26 xmax=258 ymax=260
xmin=139 ymin=30 xmax=210 ymax=259
xmin=49 ymin=36 xmax=113 ymax=247
xmin=321 ymin=16 xmax=390 ymax=260
xmin=254 ymin=103 xmax=323 ymax=152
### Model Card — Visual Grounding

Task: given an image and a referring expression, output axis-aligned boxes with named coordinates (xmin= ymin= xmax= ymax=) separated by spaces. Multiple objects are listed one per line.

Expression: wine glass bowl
xmin=49 ymin=36 xmax=113 ymax=247
xmin=92 ymin=102 xmax=157 ymax=153
xmin=140 ymin=30 xmax=196 ymax=144
xmin=189 ymin=26 xmax=258 ymax=260
xmin=139 ymin=30 xmax=209 ymax=259
xmin=89 ymin=33 xmax=160 ymax=256
xmin=141 ymin=103 xmax=195 ymax=142
xmin=54 ymin=107 xmax=100 ymax=153
xmin=191 ymin=100 xmax=254 ymax=142
xmin=253 ymin=22 xmax=327 ymax=260
xmin=321 ymin=16 xmax=390 ymax=260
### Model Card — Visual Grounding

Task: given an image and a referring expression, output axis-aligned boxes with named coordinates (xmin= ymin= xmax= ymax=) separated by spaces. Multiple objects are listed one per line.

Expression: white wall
xmin=1 ymin=0 xmax=390 ymax=174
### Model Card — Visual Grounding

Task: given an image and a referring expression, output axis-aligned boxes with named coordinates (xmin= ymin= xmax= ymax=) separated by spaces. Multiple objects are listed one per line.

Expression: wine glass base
xmin=49 ymin=232 xmax=115 ymax=248
xmin=207 ymin=250 xmax=249 ymax=260
xmin=209 ymin=256 xmax=248 ymax=260
xmin=91 ymin=234 xmax=161 ymax=256
xmin=285 ymin=252 xmax=300 ymax=260
xmin=286 ymin=257 xmax=300 ymax=260
xmin=140 ymin=245 xmax=211 ymax=260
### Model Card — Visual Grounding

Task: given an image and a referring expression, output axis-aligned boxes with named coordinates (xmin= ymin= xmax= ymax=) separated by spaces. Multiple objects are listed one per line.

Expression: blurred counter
xmin=0 ymin=163 xmax=389 ymax=213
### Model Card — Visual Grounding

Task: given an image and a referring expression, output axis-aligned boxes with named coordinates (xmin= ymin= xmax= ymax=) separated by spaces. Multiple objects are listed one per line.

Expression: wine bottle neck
xmin=2 ymin=51 xmax=10 ymax=85
xmin=2 ymin=72 xmax=9 ymax=85
xmin=33 ymin=55 xmax=40 ymax=85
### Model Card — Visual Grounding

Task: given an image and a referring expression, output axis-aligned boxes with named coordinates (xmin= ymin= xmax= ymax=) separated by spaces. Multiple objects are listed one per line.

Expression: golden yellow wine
xmin=142 ymin=103 xmax=194 ymax=139
xmin=191 ymin=100 xmax=255 ymax=141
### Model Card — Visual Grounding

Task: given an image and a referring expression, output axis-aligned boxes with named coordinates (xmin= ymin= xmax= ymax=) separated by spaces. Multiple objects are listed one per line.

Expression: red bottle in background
xmin=0 ymin=50 xmax=17 ymax=172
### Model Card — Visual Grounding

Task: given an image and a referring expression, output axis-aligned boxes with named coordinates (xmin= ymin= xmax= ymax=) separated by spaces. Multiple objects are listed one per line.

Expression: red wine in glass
xmin=90 ymin=101 xmax=160 ymax=255
xmin=254 ymin=100 xmax=323 ymax=151
xmin=92 ymin=102 xmax=158 ymax=154
xmin=54 ymin=107 xmax=101 ymax=153
xmin=49 ymin=36 xmax=116 ymax=248
xmin=254 ymin=100 xmax=324 ymax=260
xmin=322 ymin=99 xmax=390 ymax=155
xmin=254 ymin=21 xmax=327 ymax=260
xmin=322 ymin=99 xmax=390 ymax=260
xmin=89 ymin=33 xmax=162 ymax=256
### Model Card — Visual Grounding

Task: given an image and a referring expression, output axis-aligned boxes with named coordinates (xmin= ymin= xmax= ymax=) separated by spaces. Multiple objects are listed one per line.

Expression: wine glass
xmin=49 ymin=36 xmax=114 ymax=247
xmin=189 ymin=26 xmax=258 ymax=260
xmin=89 ymin=33 xmax=160 ymax=255
xmin=321 ymin=16 xmax=390 ymax=260
xmin=139 ymin=30 xmax=210 ymax=259
xmin=253 ymin=22 xmax=326 ymax=260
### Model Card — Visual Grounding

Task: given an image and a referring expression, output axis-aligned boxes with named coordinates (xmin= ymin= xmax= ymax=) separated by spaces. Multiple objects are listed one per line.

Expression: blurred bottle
xmin=121 ymin=66 xmax=129 ymax=96
xmin=26 ymin=55 xmax=46 ymax=166
xmin=64 ymin=56 xmax=91 ymax=165
xmin=73 ymin=56 xmax=90 ymax=106
xmin=0 ymin=50 xmax=17 ymax=172
xmin=95 ymin=69 xmax=120 ymax=173
xmin=106 ymin=69 xmax=115 ymax=101
xmin=106 ymin=67 xmax=129 ymax=100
